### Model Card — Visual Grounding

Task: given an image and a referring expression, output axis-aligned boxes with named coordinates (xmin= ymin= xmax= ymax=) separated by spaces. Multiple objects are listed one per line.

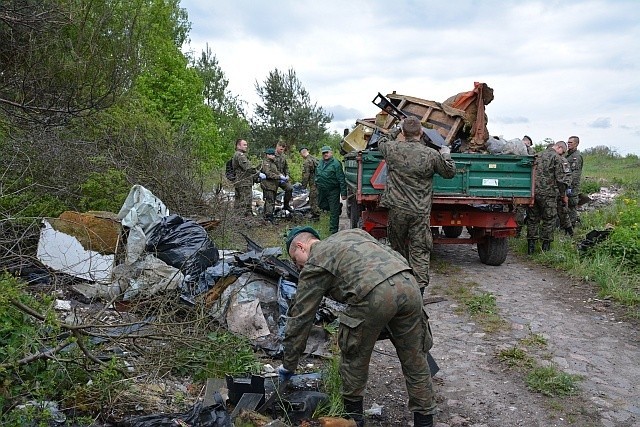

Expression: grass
xmin=438 ymin=279 xmax=507 ymax=333
xmin=514 ymin=150 xmax=640 ymax=315
xmin=497 ymin=346 xmax=536 ymax=369
xmin=526 ymin=365 xmax=582 ymax=397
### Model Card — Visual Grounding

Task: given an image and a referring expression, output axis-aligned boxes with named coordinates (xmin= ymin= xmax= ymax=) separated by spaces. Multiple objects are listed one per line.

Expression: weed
xmin=526 ymin=365 xmax=582 ymax=397
xmin=521 ymin=332 xmax=547 ymax=348
xmin=313 ymin=346 xmax=344 ymax=418
xmin=497 ymin=346 xmax=535 ymax=369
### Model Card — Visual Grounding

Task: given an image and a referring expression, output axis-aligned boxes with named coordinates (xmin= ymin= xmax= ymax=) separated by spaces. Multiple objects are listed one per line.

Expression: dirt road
xmin=361 ymin=242 xmax=640 ymax=427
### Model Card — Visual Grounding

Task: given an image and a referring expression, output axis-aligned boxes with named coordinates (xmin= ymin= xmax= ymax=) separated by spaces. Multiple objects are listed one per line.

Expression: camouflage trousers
xmin=308 ymin=183 xmax=320 ymax=216
xmin=557 ymin=197 xmax=571 ymax=229
xmin=338 ymin=271 xmax=436 ymax=414
xmin=387 ymin=209 xmax=432 ymax=289
xmin=526 ymin=194 xmax=558 ymax=242
xmin=234 ymin=185 xmax=253 ymax=217
xmin=262 ymin=188 xmax=276 ymax=218
xmin=279 ymin=180 xmax=293 ymax=209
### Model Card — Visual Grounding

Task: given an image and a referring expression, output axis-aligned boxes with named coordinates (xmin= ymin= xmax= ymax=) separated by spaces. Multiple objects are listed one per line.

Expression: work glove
xmin=566 ymin=188 xmax=573 ymax=196
xmin=259 ymin=172 xmax=266 ymax=181
xmin=277 ymin=364 xmax=294 ymax=383
xmin=439 ymin=145 xmax=451 ymax=155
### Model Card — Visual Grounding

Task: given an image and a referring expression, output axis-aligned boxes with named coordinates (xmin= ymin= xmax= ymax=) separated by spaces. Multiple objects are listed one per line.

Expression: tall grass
xmin=517 ymin=150 xmax=640 ymax=315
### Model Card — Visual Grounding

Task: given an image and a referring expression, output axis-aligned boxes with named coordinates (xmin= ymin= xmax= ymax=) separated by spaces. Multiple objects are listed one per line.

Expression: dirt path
xmin=359 ymin=242 xmax=640 ymax=427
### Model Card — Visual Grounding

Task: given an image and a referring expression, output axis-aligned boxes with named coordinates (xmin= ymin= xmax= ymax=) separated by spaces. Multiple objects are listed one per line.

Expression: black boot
xmin=414 ymin=412 xmax=434 ymax=427
xmin=541 ymin=240 xmax=551 ymax=251
xmin=564 ymin=227 xmax=574 ymax=237
xmin=343 ymin=398 xmax=364 ymax=427
xmin=527 ymin=239 xmax=536 ymax=255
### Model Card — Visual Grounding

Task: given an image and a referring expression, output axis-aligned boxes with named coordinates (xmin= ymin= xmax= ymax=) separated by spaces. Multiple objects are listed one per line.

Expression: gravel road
xmin=361 ymin=242 xmax=640 ymax=427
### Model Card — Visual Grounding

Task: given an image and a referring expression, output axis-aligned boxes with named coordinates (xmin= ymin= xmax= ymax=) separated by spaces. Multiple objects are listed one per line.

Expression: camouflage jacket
xmin=301 ymin=155 xmax=318 ymax=188
xmin=566 ymin=149 xmax=583 ymax=192
xmin=535 ymin=147 xmax=570 ymax=197
xmin=274 ymin=153 xmax=290 ymax=177
xmin=260 ymin=157 xmax=280 ymax=191
xmin=232 ymin=150 xmax=258 ymax=188
xmin=315 ymin=157 xmax=347 ymax=195
xmin=282 ymin=229 xmax=412 ymax=370
xmin=379 ymin=136 xmax=456 ymax=214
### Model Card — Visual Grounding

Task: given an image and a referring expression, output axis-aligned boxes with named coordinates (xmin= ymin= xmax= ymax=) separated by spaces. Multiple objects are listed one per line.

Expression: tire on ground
xmin=477 ymin=236 xmax=508 ymax=266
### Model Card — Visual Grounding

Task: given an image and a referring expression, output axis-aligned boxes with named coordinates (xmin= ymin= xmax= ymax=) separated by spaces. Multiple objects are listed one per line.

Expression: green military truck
xmin=343 ymin=90 xmax=535 ymax=266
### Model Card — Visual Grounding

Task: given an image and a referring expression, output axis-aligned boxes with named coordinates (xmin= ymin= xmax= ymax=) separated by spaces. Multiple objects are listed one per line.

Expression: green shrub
xmin=79 ymin=169 xmax=131 ymax=212
xmin=172 ymin=331 xmax=261 ymax=380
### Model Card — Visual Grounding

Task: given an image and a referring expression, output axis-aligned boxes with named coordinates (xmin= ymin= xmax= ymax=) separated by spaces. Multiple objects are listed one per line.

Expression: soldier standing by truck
xmin=316 ymin=145 xmax=347 ymax=234
xmin=526 ymin=141 xmax=571 ymax=253
xmin=564 ymin=135 xmax=583 ymax=227
xmin=280 ymin=226 xmax=437 ymax=427
xmin=378 ymin=117 xmax=456 ymax=292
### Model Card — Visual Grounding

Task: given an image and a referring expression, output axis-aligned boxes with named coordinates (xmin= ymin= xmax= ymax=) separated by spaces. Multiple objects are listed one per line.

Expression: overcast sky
xmin=180 ymin=0 xmax=640 ymax=155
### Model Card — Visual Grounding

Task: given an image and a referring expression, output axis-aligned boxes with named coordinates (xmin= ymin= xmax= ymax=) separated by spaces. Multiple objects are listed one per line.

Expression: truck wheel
xmin=350 ymin=202 xmax=362 ymax=229
xmin=477 ymin=237 xmax=508 ymax=266
xmin=442 ymin=226 xmax=463 ymax=238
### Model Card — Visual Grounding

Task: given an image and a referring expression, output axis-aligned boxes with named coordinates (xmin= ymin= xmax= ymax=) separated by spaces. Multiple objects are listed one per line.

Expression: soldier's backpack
xmin=225 ymin=158 xmax=236 ymax=182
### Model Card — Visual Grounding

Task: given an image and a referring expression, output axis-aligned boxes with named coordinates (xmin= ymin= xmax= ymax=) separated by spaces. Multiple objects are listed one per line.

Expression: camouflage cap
xmin=298 ymin=146 xmax=308 ymax=152
xmin=321 ymin=145 xmax=332 ymax=153
xmin=286 ymin=226 xmax=320 ymax=253
xmin=264 ymin=148 xmax=276 ymax=155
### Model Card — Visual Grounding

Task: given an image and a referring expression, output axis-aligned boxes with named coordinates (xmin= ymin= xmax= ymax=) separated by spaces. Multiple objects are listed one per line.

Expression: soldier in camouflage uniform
xmin=260 ymin=148 xmax=280 ymax=223
xmin=274 ymin=141 xmax=294 ymax=212
xmin=232 ymin=139 xmax=261 ymax=217
xmin=515 ymin=135 xmax=536 ymax=236
xmin=378 ymin=117 xmax=456 ymax=291
xmin=298 ymin=147 xmax=320 ymax=218
xmin=526 ymin=141 xmax=571 ymax=253
xmin=561 ymin=136 xmax=583 ymax=228
xmin=281 ymin=227 xmax=436 ymax=427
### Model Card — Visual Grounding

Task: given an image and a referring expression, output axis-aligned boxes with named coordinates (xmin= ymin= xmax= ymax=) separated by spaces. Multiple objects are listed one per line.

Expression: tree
xmin=191 ymin=45 xmax=250 ymax=160
xmin=251 ymin=68 xmax=332 ymax=153
xmin=0 ymin=0 xmax=147 ymax=127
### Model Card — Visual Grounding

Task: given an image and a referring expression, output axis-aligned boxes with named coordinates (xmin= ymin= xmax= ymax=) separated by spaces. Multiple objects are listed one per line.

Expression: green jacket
xmin=283 ymin=229 xmax=412 ymax=370
xmin=535 ymin=147 xmax=571 ymax=197
xmin=315 ymin=157 xmax=347 ymax=196
xmin=260 ymin=157 xmax=280 ymax=191
xmin=232 ymin=150 xmax=258 ymax=188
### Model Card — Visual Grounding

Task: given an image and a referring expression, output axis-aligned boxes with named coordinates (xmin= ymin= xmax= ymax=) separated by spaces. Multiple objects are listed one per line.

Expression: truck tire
xmin=442 ymin=226 xmax=463 ymax=238
xmin=350 ymin=202 xmax=362 ymax=229
xmin=477 ymin=237 xmax=508 ymax=266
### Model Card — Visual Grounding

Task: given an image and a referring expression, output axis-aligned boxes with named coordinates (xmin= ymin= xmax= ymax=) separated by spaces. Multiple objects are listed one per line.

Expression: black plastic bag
xmin=145 ymin=214 xmax=219 ymax=279
xmin=117 ymin=398 xmax=230 ymax=427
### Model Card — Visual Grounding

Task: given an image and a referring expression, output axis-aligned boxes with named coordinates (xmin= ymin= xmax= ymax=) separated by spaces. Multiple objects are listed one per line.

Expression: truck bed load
xmin=342 ymin=86 xmax=535 ymax=266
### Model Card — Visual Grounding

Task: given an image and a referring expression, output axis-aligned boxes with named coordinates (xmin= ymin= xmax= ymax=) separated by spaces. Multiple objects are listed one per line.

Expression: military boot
xmin=527 ymin=239 xmax=536 ymax=255
xmin=414 ymin=412 xmax=434 ymax=427
xmin=541 ymin=240 xmax=551 ymax=251
xmin=343 ymin=398 xmax=364 ymax=427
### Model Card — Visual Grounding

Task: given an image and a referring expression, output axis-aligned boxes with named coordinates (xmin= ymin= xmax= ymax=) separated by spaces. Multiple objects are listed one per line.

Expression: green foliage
xmin=526 ymin=365 xmax=581 ymax=397
xmin=79 ymin=169 xmax=131 ymax=212
xmin=580 ymin=177 xmax=602 ymax=195
xmin=172 ymin=332 xmax=261 ymax=380
xmin=251 ymin=68 xmax=333 ymax=152
xmin=465 ymin=292 xmax=497 ymax=315
xmin=498 ymin=347 xmax=535 ymax=369
xmin=597 ymin=196 xmax=640 ymax=272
